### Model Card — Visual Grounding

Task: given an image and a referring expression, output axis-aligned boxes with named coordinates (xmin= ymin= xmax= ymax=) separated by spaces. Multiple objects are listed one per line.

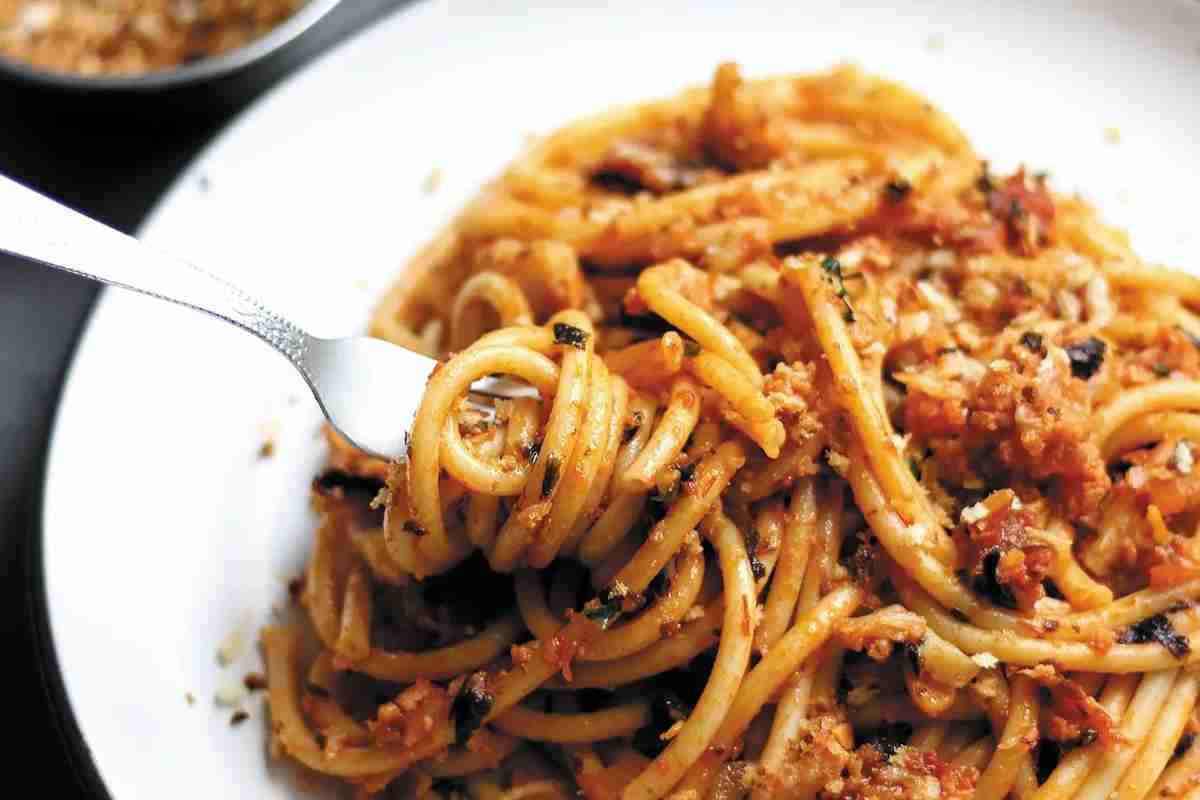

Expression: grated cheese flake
xmin=825 ymin=450 xmax=850 ymax=475
xmin=961 ymin=502 xmax=989 ymax=525
xmin=1173 ymin=441 xmax=1194 ymax=475
xmin=215 ymin=679 xmax=248 ymax=708
xmin=217 ymin=618 xmax=247 ymax=666
xmin=904 ymin=523 xmax=928 ymax=546
xmin=971 ymin=652 xmax=999 ymax=669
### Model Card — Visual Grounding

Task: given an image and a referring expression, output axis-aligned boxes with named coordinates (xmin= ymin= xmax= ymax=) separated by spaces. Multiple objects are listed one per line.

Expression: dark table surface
xmin=0 ymin=2 xmax=408 ymax=793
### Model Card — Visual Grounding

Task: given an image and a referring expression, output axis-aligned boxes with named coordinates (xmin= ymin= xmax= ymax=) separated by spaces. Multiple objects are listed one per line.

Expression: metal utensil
xmin=0 ymin=173 xmax=521 ymax=459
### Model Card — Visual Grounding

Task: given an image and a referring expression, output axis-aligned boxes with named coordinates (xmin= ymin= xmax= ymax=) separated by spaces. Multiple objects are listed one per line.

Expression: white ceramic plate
xmin=40 ymin=1 xmax=1200 ymax=796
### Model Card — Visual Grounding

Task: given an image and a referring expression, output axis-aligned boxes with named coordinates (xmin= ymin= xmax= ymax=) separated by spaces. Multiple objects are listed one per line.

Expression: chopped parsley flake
xmin=553 ymin=323 xmax=590 ymax=350
xmin=1020 ymin=331 xmax=1045 ymax=355
xmin=1118 ymin=614 xmax=1190 ymax=658
xmin=450 ymin=673 xmax=494 ymax=745
xmin=541 ymin=457 xmax=561 ymax=498
xmin=820 ymin=256 xmax=855 ymax=322
xmin=1064 ymin=337 xmax=1106 ymax=380
xmin=885 ymin=178 xmax=912 ymax=202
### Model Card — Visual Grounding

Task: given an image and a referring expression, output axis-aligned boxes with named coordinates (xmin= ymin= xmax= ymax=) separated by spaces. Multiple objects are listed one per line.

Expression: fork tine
xmin=468 ymin=375 xmax=541 ymax=401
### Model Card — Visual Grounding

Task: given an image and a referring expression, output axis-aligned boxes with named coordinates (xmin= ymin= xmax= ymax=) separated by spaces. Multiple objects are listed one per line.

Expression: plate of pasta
xmin=38 ymin=1 xmax=1200 ymax=799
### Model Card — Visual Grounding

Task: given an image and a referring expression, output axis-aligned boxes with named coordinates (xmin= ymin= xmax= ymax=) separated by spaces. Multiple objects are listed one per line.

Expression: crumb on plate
xmin=423 ymin=168 xmax=444 ymax=195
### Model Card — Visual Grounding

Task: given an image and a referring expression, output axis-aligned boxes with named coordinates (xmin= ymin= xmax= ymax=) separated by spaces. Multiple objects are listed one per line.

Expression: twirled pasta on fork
xmin=261 ymin=63 xmax=1200 ymax=800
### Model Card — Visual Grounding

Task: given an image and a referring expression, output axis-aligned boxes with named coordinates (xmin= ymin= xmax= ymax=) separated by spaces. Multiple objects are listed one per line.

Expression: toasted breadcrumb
xmin=1019 ymin=664 xmax=1119 ymax=746
xmin=0 ymin=0 xmax=305 ymax=76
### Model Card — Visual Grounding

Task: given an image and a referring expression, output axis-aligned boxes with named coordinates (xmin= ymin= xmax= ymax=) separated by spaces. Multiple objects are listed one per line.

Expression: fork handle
xmin=0 ymin=173 xmax=315 ymax=369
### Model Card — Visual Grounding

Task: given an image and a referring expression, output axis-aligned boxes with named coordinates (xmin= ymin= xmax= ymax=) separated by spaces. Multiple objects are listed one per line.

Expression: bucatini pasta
xmin=261 ymin=63 xmax=1200 ymax=799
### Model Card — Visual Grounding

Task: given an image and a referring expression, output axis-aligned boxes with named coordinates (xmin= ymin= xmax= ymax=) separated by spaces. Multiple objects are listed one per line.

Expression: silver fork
xmin=0 ymin=174 xmax=522 ymax=459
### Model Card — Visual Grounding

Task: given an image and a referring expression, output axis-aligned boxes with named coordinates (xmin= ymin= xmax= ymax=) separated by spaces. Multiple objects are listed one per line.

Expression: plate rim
xmin=29 ymin=416 xmax=117 ymax=800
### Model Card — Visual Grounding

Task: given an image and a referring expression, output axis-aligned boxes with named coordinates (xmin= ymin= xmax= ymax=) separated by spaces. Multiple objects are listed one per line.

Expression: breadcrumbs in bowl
xmin=0 ymin=0 xmax=308 ymax=78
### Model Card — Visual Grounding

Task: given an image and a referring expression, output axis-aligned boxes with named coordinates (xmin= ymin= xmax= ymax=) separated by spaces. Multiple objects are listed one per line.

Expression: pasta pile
xmin=262 ymin=64 xmax=1200 ymax=800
